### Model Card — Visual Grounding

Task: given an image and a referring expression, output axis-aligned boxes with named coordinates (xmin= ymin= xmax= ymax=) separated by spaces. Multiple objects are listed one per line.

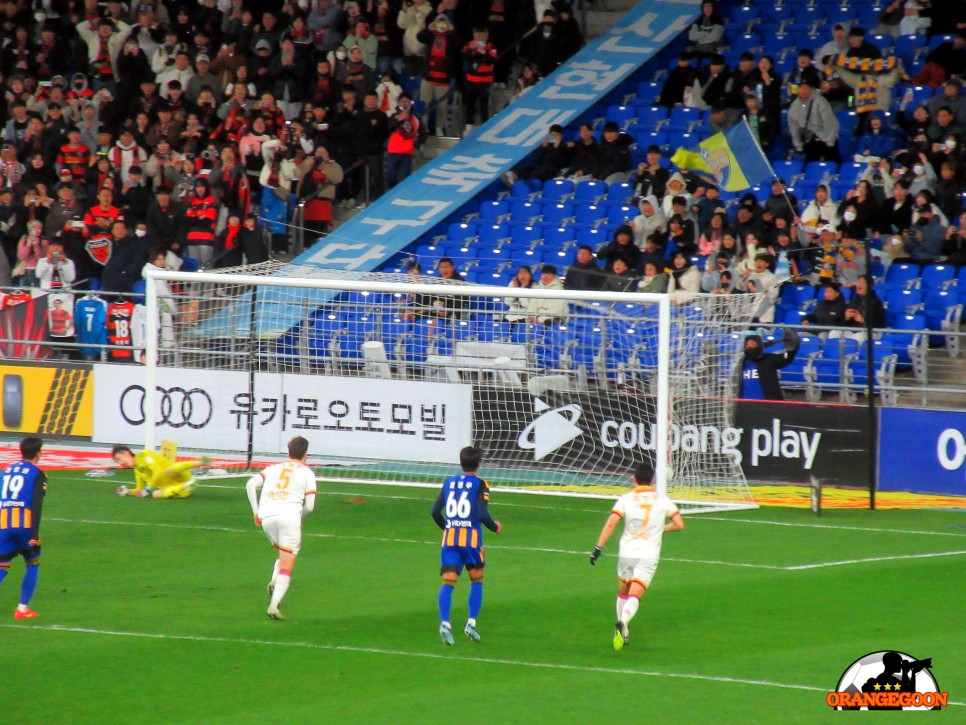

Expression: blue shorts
xmin=0 ymin=529 xmax=40 ymax=563
xmin=440 ymin=545 xmax=485 ymax=575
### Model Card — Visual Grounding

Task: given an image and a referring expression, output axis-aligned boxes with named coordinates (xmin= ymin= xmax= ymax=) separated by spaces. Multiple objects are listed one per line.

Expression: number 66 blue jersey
xmin=431 ymin=473 xmax=499 ymax=572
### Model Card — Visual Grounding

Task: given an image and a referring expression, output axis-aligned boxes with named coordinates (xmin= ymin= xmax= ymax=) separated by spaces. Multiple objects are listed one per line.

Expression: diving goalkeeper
xmin=112 ymin=445 xmax=208 ymax=499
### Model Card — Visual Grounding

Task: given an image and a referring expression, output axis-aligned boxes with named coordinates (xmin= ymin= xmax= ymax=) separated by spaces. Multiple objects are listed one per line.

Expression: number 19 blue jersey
xmin=0 ymin=460 xmax=46 ymax=547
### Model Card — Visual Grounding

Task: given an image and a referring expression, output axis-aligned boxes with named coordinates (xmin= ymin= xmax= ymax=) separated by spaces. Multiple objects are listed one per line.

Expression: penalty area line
xmin=785 ymin=549 xmax=966 ymax=570
xmin=0 ymin=623 xmax=852 ymax=700
xmin=44 ymin=516 xmax=782 ymax=570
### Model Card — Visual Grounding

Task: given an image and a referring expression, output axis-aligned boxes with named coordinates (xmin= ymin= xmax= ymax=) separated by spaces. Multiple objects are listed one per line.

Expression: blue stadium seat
xmin=476 ymin=222 xmax=510 ymax=248
xmin=605 ymin=105 xmax=637 ymax=128
xmin=542 ymin=202 xmax=576 ymax=226
xmin=778 ymin=334 xmax=823 ymax=389
xmin=880 ymin=262 xmax=921 ymax=293
xmin=477 ymin=199 xmax=509 ymax=223
xmin=506 ymin=179 xmax=537 ymax=202
xmin=803 ymin=161 xmax=837 ymax=181
xmin=806 ymin=337 xmax=858 ymax=397
xmin=775 ymin=283 xmax=816 ymax=320
xmin=543 ymin=225 xmax=575 ymax=249
xmin=635 ymin=81 xmax=662 ymax=105
xmin=928 ymin=34 xmax=956 ymax=53
xmin=868 ymin=34 xmax=895 ymax=54
xmin=885 ymin=288 xmax=924 ymax=326
xmin=575 ymin=226 xmax=610 ymax=251
xmin=509 ymin=223 xmax=542 ymax=248
xmin=447 ymin=222 xmax=478 ymax=244
xmin=920 ymin=263 xmax=956 ymax=290
xmin=573 ymin=180 xmax=608 ymax=204
xmin=574 ymin=203 xmax=607 ymax=226
xmin=607 ymin=205 xmax=639 ymax=226
xmin=923 ymin=289 xmax=962 ymax=344
xmin=772 ymin=159 xmax=804 ymax=181
xmin=606 ymin=182 xmax=634 ymax=206
xmin=542 ymin=179 xmax=576 ymax=203
xmin=668 ymin=106 xmax=702 ymax=130
xmin=845 ymin=339 xmax=897 ymax=393
xmin=510 ymin=199 xmax=543 ymax=223
xmin=631 ymin=105 xmax=668 ymax=130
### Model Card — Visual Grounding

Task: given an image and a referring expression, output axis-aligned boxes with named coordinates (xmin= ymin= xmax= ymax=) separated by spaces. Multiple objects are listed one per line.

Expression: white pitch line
xmin=700 ymin=515 xmax=966 ymax=538
xmin=49 ymin=516 xmax=966 ymax=572
xmin=46 ymin=516 xmax=779 ymax=569
xmin=786 ymin=549 xmax=966 ymax=570
xmin=0 ymin=623 xmax=840 ymax=698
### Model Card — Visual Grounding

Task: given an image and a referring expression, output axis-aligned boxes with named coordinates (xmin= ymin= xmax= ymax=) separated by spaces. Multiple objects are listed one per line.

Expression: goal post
xmin=140 ymin=266 xmax=760 ymax=512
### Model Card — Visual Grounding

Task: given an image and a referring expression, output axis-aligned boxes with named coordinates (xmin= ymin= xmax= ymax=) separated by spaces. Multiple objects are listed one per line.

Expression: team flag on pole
xmin=670 ymin=119 xmax=775 ymax=191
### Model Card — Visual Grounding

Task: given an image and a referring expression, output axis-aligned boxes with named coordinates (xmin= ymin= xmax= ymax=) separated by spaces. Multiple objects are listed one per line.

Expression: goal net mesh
xmin=137 ymin=265 xmax=762 ymax=512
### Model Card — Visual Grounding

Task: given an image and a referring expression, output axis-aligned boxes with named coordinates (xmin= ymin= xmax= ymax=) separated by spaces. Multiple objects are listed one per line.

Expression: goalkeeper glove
xmin=199 ymin=455 xmax=212 ymax=467
xmin=590 ymin=546 xmax=602 ymax=565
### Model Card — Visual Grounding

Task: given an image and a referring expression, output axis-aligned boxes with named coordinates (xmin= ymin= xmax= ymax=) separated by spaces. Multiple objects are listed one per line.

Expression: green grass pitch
xmin=4 ymin=471 xmax=964 ymax=724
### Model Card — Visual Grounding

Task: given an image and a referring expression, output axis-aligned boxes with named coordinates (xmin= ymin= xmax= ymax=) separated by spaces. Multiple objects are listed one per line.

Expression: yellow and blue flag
xmin=670 ymin=120 xmax=774 ymax=192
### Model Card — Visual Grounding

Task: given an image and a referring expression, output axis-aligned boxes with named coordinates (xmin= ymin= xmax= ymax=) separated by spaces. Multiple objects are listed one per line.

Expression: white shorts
xmin=261 ymin=515 xmax=302 ymax=554
xmin=617 ymin=557 xmax=658 ymax=588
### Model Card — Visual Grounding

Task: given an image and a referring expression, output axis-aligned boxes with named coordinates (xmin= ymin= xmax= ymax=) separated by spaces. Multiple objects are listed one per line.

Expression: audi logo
xmin=120 ymin=385 xmax=213 ymax=429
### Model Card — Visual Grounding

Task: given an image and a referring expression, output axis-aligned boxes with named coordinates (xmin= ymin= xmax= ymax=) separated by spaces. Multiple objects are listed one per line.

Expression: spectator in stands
xmin=740 ymin=329 xmax=800 ymax=400
xmin=935 ymin=161 xmax=963 ymax=221
xmin=700 ymin=252 xmax=732 ymax=292
xmin=697 ymin=211 xmax=728 ymax=258
xmin=658 ymin=51 xmax=695 ymax=107
xmin=397 ymin=0 xmax=432 ymax=75
xmin=598 ymin=225 xmax=642 ymax=273
xmin=660 ymin=174 xmax=693 ymax=219
xmin=637 ymin=261 xmax=668 ymax=293
xmin=76 ymin=17 xmax=132 ymax=95
xmin=101 ymin=219 xmax=149 ymax=293
xmin=505 ymin=265 xmax=534 ymax=323
xmin=385 ymin=100 xmax=420 ymax=189
xmin=601 ymin=258 xmax=638 ymax=293
xmin=593 ymin=122 xmax=633 ymax=183
xmin=924 ymin=32 xmax=966 ymax=83
xmin=184 ymin=177 xmax=218 ymax=265
xmin=708 ymin=103 xmax=738 ymax=134
xmin=855 ymin=114 xmax=897 ymax=167
xmin=631 ymin=146 xmax=669 ymax=200
xmin=564 ymin=246 xmax=603 ymax=291
xmin=631 ymin=195 xmax=667 ymax=251
xmin=902 ymin=203 xmax=947 ymax=263
xmin=838 ymin=186 xmax=877 ymax=238
xmin=13 ymin=221 xmax=47 ymax=288
xmin=834 ymin=237 xmax=867 ymax=290
xmin=926 ymin=80 xmax=966 ymax=126
xmin=816 ymin=24 xmax=850 ymax=65
xmin=788 ymin=79 xmax=841 ymax=162
xmin=784 ymin=50 xmax=823 ymax=107
xmin=145 ymin=186 xmax=185 ymax=257
xmin=834 ymin=274 xmax=887 ymax=342
xmin=667 ymin=252 xmax=700 ymax=293
xmin=803 ymin=281 xmax=847 ymax=331
xmin=120 ymin=166 xmax=152 ymax=226
xmin=352 ymin=91 xmax=389 ymax=199
xmin=741 ymin=94 xmax=777 ymax=151
xmin=35 ymin=238 xmax=76 ymax=291
xmin=554 ymin=3 xmax=585 ymax=63
xmin=666 ymin=214 xmax=696 ymax=257
xmin=724 ymin=51 xmax=757 ymax=109
xmin=502 ymin=124 xmax=568 ymax=186
xmin=908 ymin=152 xmax=938 ymax=195
xmin=688 ymin=1 xmax=724 ymax=59
xmin=926 ymin=105 xmax=965 ymax=147
xmin=564 ymin=123 xmax=599 ymax=180
xmin=417 ymin=13 xmax=460 ymax=137
xmin=462 ymin=26 xmax=497 ymax=130
xmin=732 ymin=196 xmax=766 ymax=244
xmin=689 ymin=53 xmax=730 ymax=111
xmin=527 ymin=9 xmax=565 ymax=78
xmin=296 ymin=142 xmax=344 ymax=236
xmin=529 ymin=264 xmax=569 ymax=325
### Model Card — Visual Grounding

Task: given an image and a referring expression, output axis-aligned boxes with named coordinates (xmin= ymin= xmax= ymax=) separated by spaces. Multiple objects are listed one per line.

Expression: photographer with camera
xmin=462 ymin=26 xmax=497 ymax=132
xmin=385 ymin=100 xmax=420 ymax=189
xmin=36 ymin=238 xmax=76 ymax=291
xmin=296 ymin=142 xmax=344 ymax=238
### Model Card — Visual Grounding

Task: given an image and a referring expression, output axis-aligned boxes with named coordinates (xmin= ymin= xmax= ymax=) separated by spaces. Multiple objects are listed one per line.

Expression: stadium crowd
xmin=0 ymin=0 xmax=583 ymax=298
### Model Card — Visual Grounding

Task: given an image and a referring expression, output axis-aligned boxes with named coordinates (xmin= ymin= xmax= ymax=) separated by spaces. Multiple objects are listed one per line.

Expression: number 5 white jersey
xmin=611 ymin=486 xmax=679 ymax=559
xmin=257 ymin=460 xmax=317 ymax=519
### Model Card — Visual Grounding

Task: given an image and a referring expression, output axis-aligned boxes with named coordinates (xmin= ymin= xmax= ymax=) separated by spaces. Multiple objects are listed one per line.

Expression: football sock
xmin=616 ymin=594 xmax=629 ymax=621
xmin=20 ymin=565 xmax=39 ymax=606
xmin=270 ymin=560 xmax=281 ymax=586
xmin=438 ymin=581 xmax=455 ymax=623
xmin=620 ymin=595 xmax=639 ymax=625
xmin=270 ymin=570 xmax=291 ymax=609
xmin=467 ymin=581 xmax=483 ymax=621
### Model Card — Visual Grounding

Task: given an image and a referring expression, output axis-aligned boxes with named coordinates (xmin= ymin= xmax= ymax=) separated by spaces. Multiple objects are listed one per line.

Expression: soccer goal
xmin=134 ymin=264 xmax=762 ymax=512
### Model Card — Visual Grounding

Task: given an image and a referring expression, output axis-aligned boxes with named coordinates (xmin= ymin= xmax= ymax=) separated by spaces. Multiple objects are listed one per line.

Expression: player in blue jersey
xmin=431 ymin=446 xmax=502 ymax=645
xmin=0 ymin=436 xmax=47 ymax=619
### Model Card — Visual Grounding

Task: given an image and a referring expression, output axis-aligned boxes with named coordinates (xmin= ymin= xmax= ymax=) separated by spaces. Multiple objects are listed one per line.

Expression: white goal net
xmin=136 ymin=264 xmax=762 ymax=512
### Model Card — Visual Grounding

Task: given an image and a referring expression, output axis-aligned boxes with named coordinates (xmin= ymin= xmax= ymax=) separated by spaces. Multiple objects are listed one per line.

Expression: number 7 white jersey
xmin=611 ymin=485 xmax=679 ymax=559
xmin=257 ymin=460 xmax=317 ymax=518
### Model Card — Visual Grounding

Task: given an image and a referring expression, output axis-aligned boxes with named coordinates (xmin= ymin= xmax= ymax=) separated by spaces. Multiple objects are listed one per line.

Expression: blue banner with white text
xmin=292 ymin=0 xmax=701 ymax=273
xmin=878 ymin=408 xmax=966 ymax=496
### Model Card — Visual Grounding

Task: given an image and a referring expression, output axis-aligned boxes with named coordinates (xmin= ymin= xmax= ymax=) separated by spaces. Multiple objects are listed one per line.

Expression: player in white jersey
xmin=590 ymin=463 xmax=684 ymax=651
xmin=245 ymin=436 xmax=317 ymax=620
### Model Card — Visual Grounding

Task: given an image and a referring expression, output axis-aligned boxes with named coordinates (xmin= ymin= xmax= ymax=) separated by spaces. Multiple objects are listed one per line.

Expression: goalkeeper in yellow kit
xmin=111 ymin=445 xmax=208 ymax=499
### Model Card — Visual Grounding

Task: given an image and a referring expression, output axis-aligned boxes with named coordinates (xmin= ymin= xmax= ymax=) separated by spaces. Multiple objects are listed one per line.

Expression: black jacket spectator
xmin=101 ymin=231 xmax=150 ymax=293
xmin=564 ymin=249 xmax=604 ymax=291
xmin=597 ymin=225 xmax=642 ymax=273
xmin=593 ymin=126 xmax=633 ymax=181
xmin=146 ymin=193 xmax=186 ymax=253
